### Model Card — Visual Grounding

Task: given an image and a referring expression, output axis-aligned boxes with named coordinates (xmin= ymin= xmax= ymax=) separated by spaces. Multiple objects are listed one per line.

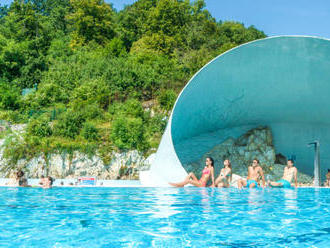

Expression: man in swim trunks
xmin=268 ymin=159 xmax=297 ymax=188
xmin=237 ymin=159 xmax=266 ymax=189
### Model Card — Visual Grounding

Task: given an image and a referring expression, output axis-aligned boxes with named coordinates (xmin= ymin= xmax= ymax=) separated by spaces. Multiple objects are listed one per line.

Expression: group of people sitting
xmin=7 ymin=170 xmax=54 ymax=189
xmin=170 ymin=158 xmax=298 ymax=188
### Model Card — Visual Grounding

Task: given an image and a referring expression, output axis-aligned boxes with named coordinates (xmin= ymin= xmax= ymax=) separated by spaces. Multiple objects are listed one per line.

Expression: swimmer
xmin=39 ymin=175 xmax=45 ymax=186
xmin=15 ymin=170 xmax=29 ymax=187
xmin=215 ymin=159 xmax=232 ymax=188
xmin=43 ymin=176 xmax=54 ymax=189
xmin=169 ymin=157 xmax=215 ymax=187
xmin=238 ymin=159 xmax=265 ymax=189
xmin=268 ymin=159 xmax=297 ymax=188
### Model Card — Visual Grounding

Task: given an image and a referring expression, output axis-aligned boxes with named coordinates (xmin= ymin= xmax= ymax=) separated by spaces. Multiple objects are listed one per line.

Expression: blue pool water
xmin=0 ymin=187 xmax=329 ymax=248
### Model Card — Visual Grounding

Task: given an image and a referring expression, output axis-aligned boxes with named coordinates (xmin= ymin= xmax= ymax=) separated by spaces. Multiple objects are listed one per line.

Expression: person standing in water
xmin=237 ymin=159 xmax=266 ymax=188
xmin=268 ymin=159 xmax=298 ymax=188
xmin=169 ymin=157 xmax=215 ymax=187
xmin=43 ymin=176 xmax=54 ymax=189
xmin=215 ymin=159 xmax=232 ymax=188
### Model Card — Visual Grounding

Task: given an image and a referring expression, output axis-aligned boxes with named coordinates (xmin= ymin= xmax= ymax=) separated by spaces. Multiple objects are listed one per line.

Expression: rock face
xmin=0 ymin=148 xmax=153 ymax=180
xmin=187 ymin=127 xmax=313 ymax=183
xmin=0 ymin=122 xmax=153 ymax=180
xmin=188 ymin=127 xmax=275 ymax=176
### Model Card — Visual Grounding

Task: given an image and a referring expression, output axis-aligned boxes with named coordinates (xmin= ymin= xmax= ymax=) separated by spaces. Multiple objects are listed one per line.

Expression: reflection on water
xmin=284 ymin=189 xmax=298 ymax=210
xmin=281 ymin=189 xmax=298 ymax=227
xmin=150 ymin=188 xmax=180 ymax=219
xmin=247 ymin=189 xmax=263 ymax=216
xmin=0 ymin=187 xmax=329 ymax=248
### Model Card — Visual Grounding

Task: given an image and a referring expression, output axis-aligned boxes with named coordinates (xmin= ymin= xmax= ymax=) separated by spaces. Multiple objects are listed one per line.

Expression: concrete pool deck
xmin=0 ymin=178 xmax=328 ymax=188
xmin=0 ymin=178 xmax=142 ymax=187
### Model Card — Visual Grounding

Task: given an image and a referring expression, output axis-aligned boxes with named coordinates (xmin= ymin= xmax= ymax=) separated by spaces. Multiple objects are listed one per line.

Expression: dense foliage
xmin=0 ymin=0 xmax=266 ymax=167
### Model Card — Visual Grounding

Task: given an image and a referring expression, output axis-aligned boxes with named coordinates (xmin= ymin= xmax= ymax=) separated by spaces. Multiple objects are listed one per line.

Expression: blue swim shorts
xmin=274 ymin=179 xmax=291 ymax=188
xmin=246 ymin=180 xmax=258 ymax=188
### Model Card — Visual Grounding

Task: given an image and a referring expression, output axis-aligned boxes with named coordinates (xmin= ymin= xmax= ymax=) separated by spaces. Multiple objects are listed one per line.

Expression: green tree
xmin=0 ymin=81 xmax=20 ymax=110
xmin=0 ymin=5 xmax=9 ymax=19
xmin=0 ymin=0 xmax=53 ymax=88
xmin=111 ymin=115 xmax=149 ymax=151
xmin=115 ymin=0 xmax=157 ymax=49
xmin=67 ymin=0 xmax=115 ymax=47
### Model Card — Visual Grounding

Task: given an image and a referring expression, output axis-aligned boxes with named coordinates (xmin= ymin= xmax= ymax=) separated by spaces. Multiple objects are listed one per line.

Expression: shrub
xmin=109 ymin=99 xmax=144 ymax=119
xmin=27 ymin=116 xmax=52 ymax=138
xmin=148 ymin=113 xmax=167 ymax=134
xmin=122 ymin=99 xmax=144 ymax=118
xmin=81 ymin=122 xmax=99 ymax=141
xmin=111 ymin=115 xmax=149 ymax=151
xmin=54 ymin=110 xmax=86 ymax=138
xmin=158 ymin=89 xmax=177 ymax=111
xmin=71 ymin=101 xmax=104 ymax=120
xmin=0 ymin=82 xmax=20 ymax=110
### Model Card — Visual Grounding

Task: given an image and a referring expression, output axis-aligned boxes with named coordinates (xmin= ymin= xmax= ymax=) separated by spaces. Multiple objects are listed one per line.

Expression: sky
xmin=1 ymin=0 xmax=330 ymax=38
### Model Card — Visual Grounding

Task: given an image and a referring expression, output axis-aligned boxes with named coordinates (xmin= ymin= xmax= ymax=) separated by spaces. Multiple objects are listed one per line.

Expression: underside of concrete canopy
xmin=140 ymin=36 xmax=330 ymax=186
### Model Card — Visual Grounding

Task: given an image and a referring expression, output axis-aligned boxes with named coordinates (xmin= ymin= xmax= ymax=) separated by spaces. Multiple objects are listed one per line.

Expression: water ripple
xmin=0 ymin=187 xmax=329 ymax=247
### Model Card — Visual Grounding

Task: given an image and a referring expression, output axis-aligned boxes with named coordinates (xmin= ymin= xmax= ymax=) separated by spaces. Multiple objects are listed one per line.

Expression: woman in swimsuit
xmin=215 ymin=159 xmax=232 ymax=188
xmin=169 ymin=157 xmax=215 ymax=187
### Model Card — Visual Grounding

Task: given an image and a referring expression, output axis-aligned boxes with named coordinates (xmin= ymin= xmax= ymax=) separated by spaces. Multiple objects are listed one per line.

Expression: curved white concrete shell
xmin=140 ymin=36 xmax=330 ymax=186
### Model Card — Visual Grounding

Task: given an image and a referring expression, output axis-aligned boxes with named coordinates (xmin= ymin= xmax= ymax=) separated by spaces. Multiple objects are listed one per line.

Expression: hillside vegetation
xmin=0 ymin=0 xmax=266 ymax=172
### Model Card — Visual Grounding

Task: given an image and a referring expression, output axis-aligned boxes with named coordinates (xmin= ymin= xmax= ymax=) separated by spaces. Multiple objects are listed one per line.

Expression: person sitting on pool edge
xmin=237 ymin=159 xmax=266 ymax=189
xmin=169 ymin=157 xmax=215 ymax=187
xmin=324 ymin=169 xmax=330 ymax=187
xmin=268 ymin=159 xmax=297 ymax=188
xmin=215 ymin=159 xmax=232 ymax=188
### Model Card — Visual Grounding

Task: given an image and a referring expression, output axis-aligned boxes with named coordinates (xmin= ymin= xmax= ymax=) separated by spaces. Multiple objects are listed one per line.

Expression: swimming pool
xmin=0 ymin=187 xmax=329 ymax=247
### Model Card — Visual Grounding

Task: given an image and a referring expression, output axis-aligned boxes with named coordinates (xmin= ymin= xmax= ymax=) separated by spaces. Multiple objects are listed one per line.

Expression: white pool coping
xmin=0 ymin=178 xmax=328 ymax=188
xmin=0 ymin=178 xmax=144 ymax=188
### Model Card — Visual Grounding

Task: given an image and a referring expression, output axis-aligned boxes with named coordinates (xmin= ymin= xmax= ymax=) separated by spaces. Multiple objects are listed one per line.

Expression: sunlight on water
xmin=0 ymin=187 xmax=329 ymax=247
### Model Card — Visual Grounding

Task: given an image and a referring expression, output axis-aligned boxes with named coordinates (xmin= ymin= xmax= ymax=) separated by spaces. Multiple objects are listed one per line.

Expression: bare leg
xmin=238 ymin=179 xmax=247 ymax=189
xmin=215 ymin=176 xmax=224 ymax=186
xmin=269 ymin=181 xmax=283 ymax=187
xmin=169 ymin=175 xmax=190 ymax=187
xmin=249 ymin=182 xmax=256 ymax=188
xmin=169 ymin=173 xmax=201 ymax=187
xmin=169 ymin=179 xmax=193 ymax=187
xmin=188 ymin=179 xmax=203 ymax=187
xmin=189 ymin=172 xmax=198 ymax=181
